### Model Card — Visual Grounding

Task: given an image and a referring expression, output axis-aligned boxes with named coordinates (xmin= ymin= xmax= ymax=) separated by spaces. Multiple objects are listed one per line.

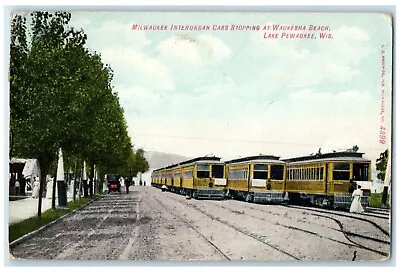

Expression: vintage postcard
xmin=7 ymin=10 xmax=393 ymax=263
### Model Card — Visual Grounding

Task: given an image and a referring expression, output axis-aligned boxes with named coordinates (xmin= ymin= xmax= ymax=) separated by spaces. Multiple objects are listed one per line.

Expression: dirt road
xmin=10 ymin=186 xmax=391 ymax=261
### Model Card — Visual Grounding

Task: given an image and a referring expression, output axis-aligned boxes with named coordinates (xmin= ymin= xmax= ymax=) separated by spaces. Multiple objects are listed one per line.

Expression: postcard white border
xmin=1 ymin=1 xmax=398 ymax=271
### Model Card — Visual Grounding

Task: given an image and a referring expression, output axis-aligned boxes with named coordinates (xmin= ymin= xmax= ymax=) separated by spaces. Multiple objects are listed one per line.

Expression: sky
xmin=6 ymin=10 xmax=393 ymax=167
xmin=65 ymin=12 xmax=393 ymax=163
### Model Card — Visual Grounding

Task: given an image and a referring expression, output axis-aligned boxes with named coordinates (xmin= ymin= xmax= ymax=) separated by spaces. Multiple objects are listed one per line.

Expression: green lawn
xmin=9 ymin=195 xmax=101 ymax=243
xmin=369 ymin=193 xmax=391 ymax=208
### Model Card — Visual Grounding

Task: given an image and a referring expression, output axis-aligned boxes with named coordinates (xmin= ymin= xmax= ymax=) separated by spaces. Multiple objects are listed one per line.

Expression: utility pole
xmin=381 ymin=148 xmax=391 ymax=208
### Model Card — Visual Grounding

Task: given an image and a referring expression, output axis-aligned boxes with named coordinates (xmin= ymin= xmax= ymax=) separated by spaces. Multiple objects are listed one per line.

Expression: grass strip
xmin=369 ymin=193 xmax=391 ymax=208
xmin=9 ymin=195 xmax=100 ymax=243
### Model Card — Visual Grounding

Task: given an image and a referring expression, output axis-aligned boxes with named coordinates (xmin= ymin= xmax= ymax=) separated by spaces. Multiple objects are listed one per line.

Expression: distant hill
xmin=144 ymin=151 xmax=191 ymax=170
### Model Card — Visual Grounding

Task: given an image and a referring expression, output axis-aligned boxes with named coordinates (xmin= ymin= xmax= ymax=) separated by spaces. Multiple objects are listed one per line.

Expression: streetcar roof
xmin=283 ymin=151 xmax=369 ymax=163
xmin=226 ymin=159 xmax=285 ymax=166
xmin=152 ymin=156 xmax=223 ymax=172
xmin=225 ymin=155 xmax=281 ymax=164
xmin=285 ymin=156 xmax=371 ymax=165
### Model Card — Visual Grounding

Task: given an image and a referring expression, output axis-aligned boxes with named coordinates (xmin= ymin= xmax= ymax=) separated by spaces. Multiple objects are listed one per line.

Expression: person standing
xmin=348 ymin=179 xmax=356 ymax=194
xmin=20 ymin=176 xmax=26 ymax=196
xmin=14 ymin=180 xmax=20 ymax=196
xmin=32 ymin=177 xmax=40 ymax=198
xmin=266 ymin=179 xmax=272 ymax=190
xmin=125 ymin=177 xmax=131 ymax=194
xmin=350 ymin=185 xmax=364 ymax=213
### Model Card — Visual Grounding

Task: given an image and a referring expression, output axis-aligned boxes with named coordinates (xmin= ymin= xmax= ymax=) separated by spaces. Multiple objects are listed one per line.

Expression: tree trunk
xmin=89 ymin=162 xmax=94 ymax=197
xmin=381 ymin=186 xmax=389 ymax=207
xmin=73 ymin=160 xmax=78 ymax=202
xmin=37 ymin=161 xmax=49 ymax=218
xmin=51 ymin=167 xmax=57 ymax=209
xmin=79 ymin=163 xmax=83 ymax=198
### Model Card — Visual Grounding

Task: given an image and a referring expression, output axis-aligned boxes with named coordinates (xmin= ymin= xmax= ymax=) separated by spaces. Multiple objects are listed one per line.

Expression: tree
xmin=10 ymin=12 xmax=81 ymax=216
xmin=134 ymin=148 xmax=149 ymax=174
xmin=11 ymin=12 xmax=121 ymax=214
xmin=114 ymin=147 xmax=149 ymax=185
xmin=10 ymin=11 xmax=137 ymax=215
xmin=376 ymin=149 xmax=389 ymax=182
xmin=9 ymin=15 xmax=28 ymax=159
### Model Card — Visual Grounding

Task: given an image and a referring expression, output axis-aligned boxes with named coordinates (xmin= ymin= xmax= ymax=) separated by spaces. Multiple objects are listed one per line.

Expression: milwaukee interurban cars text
xmin=131 ymin=24 xmax=333 ymax=40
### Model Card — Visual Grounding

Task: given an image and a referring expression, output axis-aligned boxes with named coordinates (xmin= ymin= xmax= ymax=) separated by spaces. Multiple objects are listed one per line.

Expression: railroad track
xmin=152 ymin=197 xmax=232 ymax=261
xmin=285 ymin=204 xmax=390 ymax=220
xmin=364 ymin=209 xmax=390 ymax=217
xmin=281 ymin=205 xmax=390 ymax=237
xmin=147 ymin=190 xmax=300 ymax=261
xmin=198 ymin=199 xmax=390 ymax=258
xmin=278 ymin=204 xmax=390 ymax=258
xmin=147 ymin=188 xmax=390 ymax=260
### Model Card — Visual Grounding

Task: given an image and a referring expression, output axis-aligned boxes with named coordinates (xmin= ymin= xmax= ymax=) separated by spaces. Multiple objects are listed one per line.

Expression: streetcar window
xmin=271 ymin=165 xmax=284 ymax=180
xmin=353 ymin=163 xmax=370 ymax=181
xmin=183 ymin=170 xmax=193 ymax=180
xmin=333 ymin=171 xmax=350 ymax=180
xmin=333 ymin=163 xmax=350 ymax=180
xmin=254 ymin=164 xmax=267 ymax=171
xmin=198 ymin=165 xmax=210 ymax=171
xmin=254 ymin=170 xmax=268 ymax=179
xmin=228 ymin=169 xmax=248 ymax=180
xmin=212 ymin=165 xmax=224 ymax=178
xmin=197 ymin=165 xmax=210 ymax=178
xmin=253 ymin=164 xmax=268 ymax=179
xmin=333 ymin=163 xmax=350 ymax=170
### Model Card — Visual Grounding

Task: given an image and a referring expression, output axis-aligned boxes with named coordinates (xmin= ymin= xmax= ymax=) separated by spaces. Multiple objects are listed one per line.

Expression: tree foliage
xmin=376 ymin=149 xmax=389 ymax=182
xmin=9 ymin=11 xmax=149 ymax=216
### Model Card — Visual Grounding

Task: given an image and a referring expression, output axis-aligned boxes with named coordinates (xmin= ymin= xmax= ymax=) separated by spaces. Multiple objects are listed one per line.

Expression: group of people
xmin=12 ymin=175 xmax=40 ymax=198
xmin=122 ymin=177 xmax=146 ymax=194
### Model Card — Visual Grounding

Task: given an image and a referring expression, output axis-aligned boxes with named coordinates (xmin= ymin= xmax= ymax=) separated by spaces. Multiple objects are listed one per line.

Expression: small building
xmin=9 ymin=158 xmax=40 ymax=196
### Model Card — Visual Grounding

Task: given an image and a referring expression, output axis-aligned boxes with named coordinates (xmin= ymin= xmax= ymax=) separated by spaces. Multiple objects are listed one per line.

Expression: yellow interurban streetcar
xmin=151 ymin=151 xmax=372 ymax=210
xmin=151 ymin=156 xmax=226 ymax=199
xmin=225 ymin=155 xmax=286 ymax=203
xmin=284 ymin=151 xmax=371 ymax=209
